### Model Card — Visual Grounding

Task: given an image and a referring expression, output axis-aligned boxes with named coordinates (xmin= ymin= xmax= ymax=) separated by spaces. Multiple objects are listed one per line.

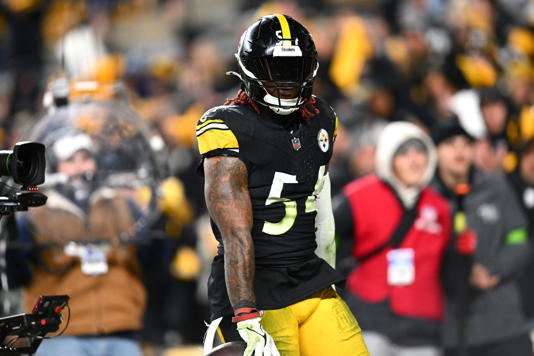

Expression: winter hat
xmin=431 ymin=118 xmax=475 ymax=146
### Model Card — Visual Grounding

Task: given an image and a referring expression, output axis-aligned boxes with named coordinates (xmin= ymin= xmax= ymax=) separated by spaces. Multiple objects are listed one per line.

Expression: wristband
xmin=232 ymin=308 xmax=263 ymax=323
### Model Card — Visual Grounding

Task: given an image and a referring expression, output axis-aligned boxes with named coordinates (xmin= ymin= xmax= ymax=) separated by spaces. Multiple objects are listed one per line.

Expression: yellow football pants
xmin=260 ymin=287 xmax=369 ymax=356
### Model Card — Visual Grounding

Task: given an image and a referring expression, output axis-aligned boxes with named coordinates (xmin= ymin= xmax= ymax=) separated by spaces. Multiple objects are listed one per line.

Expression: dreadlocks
xmin=224 ymin=90 xmax=260 ymax=115
xmin=224 ymin=90 xmax=320 ymax=123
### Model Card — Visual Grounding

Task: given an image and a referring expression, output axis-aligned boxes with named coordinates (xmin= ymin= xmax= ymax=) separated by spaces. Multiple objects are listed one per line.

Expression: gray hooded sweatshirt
xmin=431 ymin=169 xmax=530 ymax=348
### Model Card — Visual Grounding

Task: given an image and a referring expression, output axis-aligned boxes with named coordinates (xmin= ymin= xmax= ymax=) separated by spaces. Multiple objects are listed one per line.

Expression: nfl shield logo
xmin=292 ymin=137 xmax=301 ymax=151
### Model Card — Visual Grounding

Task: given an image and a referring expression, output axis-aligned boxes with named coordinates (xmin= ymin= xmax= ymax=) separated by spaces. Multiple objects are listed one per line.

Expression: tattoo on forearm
xmin=204 ymin=156 xmax=255 ymax=308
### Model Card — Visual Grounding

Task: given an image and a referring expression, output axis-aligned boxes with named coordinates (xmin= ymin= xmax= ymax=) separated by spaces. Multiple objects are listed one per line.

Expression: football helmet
xmin=234 ymin=14 xmax=318 ymax=115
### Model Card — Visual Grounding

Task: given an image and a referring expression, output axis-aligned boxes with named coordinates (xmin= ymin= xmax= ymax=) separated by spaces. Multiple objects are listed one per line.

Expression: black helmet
xmin=234 ymin=14 xmax=318 ymax=115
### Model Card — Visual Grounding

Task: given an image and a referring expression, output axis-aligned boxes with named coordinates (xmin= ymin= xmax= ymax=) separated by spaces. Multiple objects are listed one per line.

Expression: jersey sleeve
xmin=329 ymin=105 xmax=339 ymax=142
xmin=196 ymin=116 xmax=239 ymax=158
xmin=334 ymin=115 xmax=339 ymax=141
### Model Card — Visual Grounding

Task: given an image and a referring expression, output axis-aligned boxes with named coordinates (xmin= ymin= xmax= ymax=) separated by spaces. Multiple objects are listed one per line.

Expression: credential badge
xmin=318 ymin=129 xmax=329 ymax=152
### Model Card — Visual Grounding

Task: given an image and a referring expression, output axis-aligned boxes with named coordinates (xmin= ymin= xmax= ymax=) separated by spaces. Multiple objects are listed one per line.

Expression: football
xmin=205 ymin=341 xmax=247 ymax=356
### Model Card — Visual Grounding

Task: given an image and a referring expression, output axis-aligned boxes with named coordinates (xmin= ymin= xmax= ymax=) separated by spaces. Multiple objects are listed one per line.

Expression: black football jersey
xmin=197 ymin=96 xmax=344 ymax=318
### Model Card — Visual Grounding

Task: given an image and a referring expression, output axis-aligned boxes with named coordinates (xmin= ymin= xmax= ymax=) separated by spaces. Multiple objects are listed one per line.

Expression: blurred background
xmin=0 ymin=0 xmax=533 ymax=355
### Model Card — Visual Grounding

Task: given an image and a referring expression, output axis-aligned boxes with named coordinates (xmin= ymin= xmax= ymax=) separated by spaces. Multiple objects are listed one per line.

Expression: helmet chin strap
xmin=262 ymin=92 xmax=301 ymax=115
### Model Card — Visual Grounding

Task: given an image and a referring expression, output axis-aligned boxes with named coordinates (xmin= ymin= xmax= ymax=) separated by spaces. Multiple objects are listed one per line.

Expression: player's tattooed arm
xmin=204 ymin=156 xmax=255 ymax=309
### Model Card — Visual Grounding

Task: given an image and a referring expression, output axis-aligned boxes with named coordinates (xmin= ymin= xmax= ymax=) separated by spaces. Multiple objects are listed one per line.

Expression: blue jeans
xmin=35 ymin=336 xmax=143 ymax=356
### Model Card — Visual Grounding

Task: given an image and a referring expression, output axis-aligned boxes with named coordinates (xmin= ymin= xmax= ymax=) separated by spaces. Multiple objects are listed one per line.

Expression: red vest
xmin=344 ymin=175 xmax=451 ymax=321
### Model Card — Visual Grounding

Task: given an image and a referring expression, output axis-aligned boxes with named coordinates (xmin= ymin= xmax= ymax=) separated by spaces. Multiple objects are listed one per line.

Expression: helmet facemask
xmin=236 ymin=46 xmax=318 ymax=115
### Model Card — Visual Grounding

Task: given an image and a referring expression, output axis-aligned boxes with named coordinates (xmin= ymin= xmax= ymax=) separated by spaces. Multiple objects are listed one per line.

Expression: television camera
xmin=0 ymin=142 xmax=47 ymax=213
xmin=0 ymin=295 xmax=70 ymax=355
xmin=0 ymin=142 xmax=69 ymax=355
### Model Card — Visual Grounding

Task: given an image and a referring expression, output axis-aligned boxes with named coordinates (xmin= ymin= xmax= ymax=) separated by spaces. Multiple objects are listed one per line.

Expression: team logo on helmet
xmin=318 ymin=129 xmax=329 ymax=152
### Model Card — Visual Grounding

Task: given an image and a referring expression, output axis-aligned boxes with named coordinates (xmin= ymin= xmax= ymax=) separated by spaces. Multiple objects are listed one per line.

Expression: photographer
xmin=7 ymin=131 xmax=152 ymax=356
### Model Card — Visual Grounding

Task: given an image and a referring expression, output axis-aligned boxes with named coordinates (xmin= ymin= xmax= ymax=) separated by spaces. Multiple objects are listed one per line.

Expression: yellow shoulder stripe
xmin=275 ymin=14 xmax=291 ymax=39
xmin=197 ymin=128 xmax=239 ymax=155
xmin=197 ymin=118 xmax=224 ymax=130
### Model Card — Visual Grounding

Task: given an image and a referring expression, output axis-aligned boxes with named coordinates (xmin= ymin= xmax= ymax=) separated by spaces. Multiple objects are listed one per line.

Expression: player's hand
xmin=237 ymin=317 xmax=280 ymax=356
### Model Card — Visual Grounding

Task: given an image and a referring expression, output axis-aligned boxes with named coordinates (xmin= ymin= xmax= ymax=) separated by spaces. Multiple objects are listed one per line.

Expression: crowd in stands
xmin=0 ymin=0 xmax=533 ymax=354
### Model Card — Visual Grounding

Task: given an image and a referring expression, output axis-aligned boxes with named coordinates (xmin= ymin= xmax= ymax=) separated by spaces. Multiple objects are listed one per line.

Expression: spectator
xmin=328 ymin=118 xmax=387 ymax=196
xmin=430 ymin=119 xmax=532 ymax=356
xmin=507 ymin=138 xmax=534 ymax=341
xmin=473 ymin=87 xmax=511 ymax=173
xmin=335 ymin=121 xmax=451 ymax=356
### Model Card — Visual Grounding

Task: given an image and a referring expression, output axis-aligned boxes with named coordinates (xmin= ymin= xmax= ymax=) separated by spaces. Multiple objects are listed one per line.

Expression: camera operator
xmin=6 ymin=131 xmax=159 ymax=356
xmin=51 ymin=132 xmax=97 ymax=207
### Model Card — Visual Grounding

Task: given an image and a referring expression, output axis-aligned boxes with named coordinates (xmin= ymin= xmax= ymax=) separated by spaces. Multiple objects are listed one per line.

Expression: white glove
xmin=237 ymin=317 xmax=280 ymax=356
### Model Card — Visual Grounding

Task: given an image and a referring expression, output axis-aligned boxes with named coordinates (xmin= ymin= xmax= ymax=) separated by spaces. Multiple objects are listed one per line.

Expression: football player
xmin=198 ymin=14 xmax=369 ymax=356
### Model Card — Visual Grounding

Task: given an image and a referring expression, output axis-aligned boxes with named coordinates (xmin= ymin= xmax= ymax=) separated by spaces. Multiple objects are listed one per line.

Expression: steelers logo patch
xmin=318 ymin=129 xmax=329 ymax=152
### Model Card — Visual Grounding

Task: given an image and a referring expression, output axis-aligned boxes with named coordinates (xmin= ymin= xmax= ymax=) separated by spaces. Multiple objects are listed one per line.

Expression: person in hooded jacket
xmin=507 ymin=138 xmax=534 ymax=338
xmin=430 ymin=119 xmax=531 ymax=356
xmin=334 ymin=121 xmax=451 ymax=356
